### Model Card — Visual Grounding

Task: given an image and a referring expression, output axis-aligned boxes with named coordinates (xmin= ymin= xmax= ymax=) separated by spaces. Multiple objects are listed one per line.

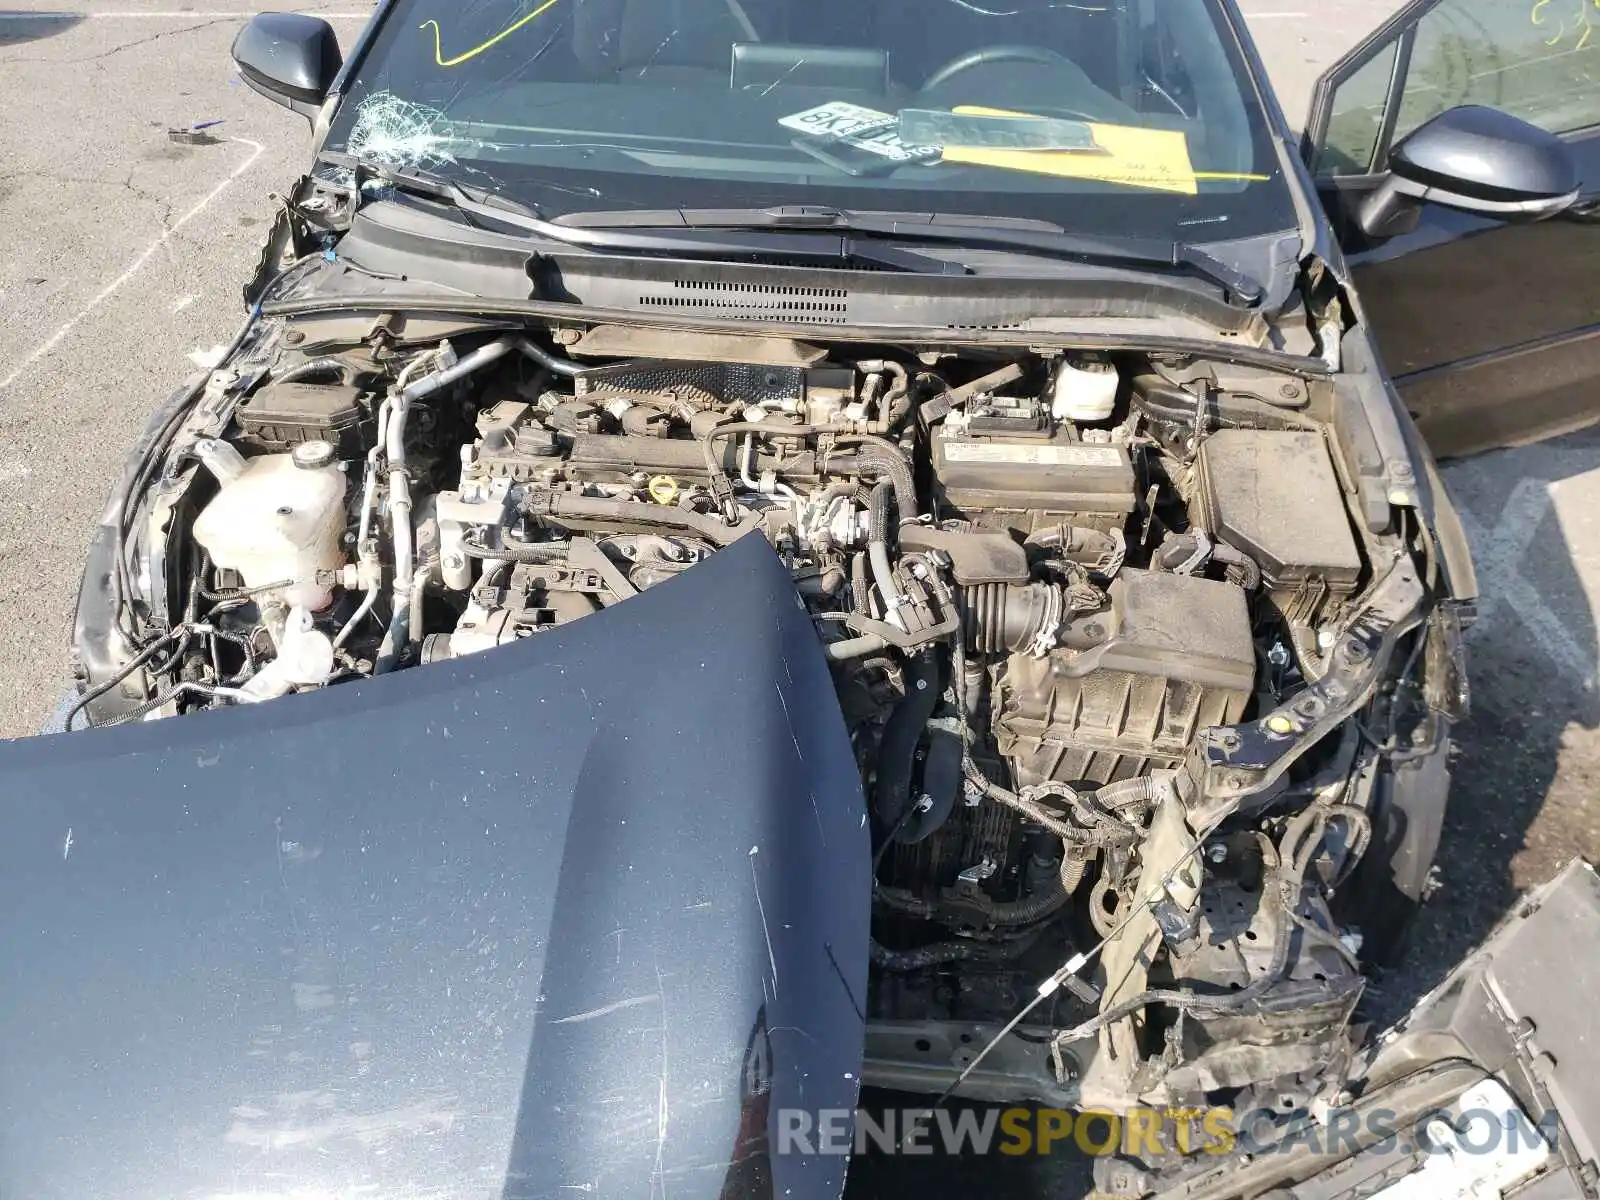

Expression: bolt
xmin=282 ymin=329 xmax=305 ymax=346
xmin=553 ymin=327 xmax=582 ymax=346
xmin=1207 ymin=843 xmax=1227 ymax=863
xmin=1279 ymin=383 xmax=1300 ymax=400
xmin=1214 ymin=730 xmax=1242 ymax=752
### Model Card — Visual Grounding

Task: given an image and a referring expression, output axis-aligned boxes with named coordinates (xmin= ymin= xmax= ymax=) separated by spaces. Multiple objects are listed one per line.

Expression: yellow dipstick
xmin=648 ymin=476 xmax=680 ymax=505
xmin=420 ymin=0 xmax=563 ymax=68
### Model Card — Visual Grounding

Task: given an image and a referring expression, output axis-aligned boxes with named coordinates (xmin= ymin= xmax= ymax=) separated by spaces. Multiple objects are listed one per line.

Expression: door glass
xmin=1397 ymin=0 xmax=1600 ymax=139
xmin=1316 ymin=41 xmax=1400 ymax=175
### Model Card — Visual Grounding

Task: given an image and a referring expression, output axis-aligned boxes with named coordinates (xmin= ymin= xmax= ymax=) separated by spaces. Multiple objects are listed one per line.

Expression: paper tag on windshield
xmin=780 ymin=101 xmax=936 ymax=162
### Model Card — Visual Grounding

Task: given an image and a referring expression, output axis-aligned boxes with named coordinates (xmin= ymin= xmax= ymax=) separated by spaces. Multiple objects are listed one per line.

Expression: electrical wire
xmin=898 ymin=825 xmax=1218 ymax=1141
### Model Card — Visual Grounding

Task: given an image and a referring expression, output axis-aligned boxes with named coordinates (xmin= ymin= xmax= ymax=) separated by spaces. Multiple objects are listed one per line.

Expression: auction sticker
xmin=780 ymin=101 xmax=935 ymax=162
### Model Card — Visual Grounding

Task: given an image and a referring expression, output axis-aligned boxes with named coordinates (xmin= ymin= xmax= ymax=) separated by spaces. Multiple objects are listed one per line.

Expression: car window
xmin=322 ymin=0 xmax=1298 ymax=241
xmin=1401 ymin=0 xmax=1600 ymax=136
xmin=1316 ymin=40 xmax=1400 ymax=174
xmin=1313 ymin=0 xmax=1600 ymax=177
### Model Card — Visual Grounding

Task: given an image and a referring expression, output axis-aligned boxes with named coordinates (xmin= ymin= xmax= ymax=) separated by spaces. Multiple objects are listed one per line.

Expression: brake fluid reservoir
xmin=192 ymin=439 xmax=346 ymax=610
xmin=1050 ymin=356 xmax=1120 ymax=423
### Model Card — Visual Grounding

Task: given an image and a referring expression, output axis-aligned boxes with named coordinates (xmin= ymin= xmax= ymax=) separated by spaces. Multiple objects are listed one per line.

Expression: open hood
xmin=0 ymin=535 xmax=869 ymax=1200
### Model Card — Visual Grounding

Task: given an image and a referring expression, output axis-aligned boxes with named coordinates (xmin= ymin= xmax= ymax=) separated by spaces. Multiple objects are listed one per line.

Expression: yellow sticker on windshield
xmin=942 ymin=107 xmax=1198 ymax=193
xmin=420 ymin=0 xmax=562 ymax=68
xmin=938 ymin=107 xmax=1273 ymax=195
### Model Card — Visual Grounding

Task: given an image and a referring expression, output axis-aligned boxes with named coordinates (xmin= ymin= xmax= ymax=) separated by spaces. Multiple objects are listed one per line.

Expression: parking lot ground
xmin=1 ymin=0 xmax=1598 ymax=1025
xmin=0 ymin=0 xmax=357 ymax=735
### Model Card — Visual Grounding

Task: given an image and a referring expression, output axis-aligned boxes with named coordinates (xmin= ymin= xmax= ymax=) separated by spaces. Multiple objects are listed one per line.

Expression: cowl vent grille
xmin=637 ymin=278 xmax=849 ymax=323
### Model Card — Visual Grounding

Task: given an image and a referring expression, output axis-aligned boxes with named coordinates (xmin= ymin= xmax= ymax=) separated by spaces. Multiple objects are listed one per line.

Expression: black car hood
xmin=0 ymin=535 xmax=870 ymax=1200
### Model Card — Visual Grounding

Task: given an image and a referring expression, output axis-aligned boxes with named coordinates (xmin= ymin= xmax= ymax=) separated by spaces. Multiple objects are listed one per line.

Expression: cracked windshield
xmin=327 ymin=0 xmax=1296 ymax=239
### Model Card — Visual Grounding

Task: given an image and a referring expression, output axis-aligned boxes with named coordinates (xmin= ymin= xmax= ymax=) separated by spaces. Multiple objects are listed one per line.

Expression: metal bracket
xmin=1186 ymin=556 xmax=1427 ymax=822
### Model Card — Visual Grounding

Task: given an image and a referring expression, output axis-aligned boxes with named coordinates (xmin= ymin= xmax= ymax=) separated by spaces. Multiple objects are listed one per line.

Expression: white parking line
xmin=0 ymin=137 xmax=266 ymax=394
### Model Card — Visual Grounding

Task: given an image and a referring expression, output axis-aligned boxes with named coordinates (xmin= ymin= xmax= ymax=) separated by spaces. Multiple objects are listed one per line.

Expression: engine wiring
xmin=74 ymin=322 xmax=1444 ymax=1120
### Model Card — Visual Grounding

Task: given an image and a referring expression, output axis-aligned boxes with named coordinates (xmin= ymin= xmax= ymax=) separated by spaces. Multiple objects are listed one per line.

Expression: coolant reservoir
xmin=1051 ymin=356 xmax=1120 ymax=423
xmin=192 ymin=439 xmax=347 ymax=610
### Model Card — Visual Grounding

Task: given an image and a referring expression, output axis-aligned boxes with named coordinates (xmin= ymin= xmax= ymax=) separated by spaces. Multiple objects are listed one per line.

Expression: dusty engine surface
xmin=130 ymin=323 xmax=1387 ymax=1112
xmin=996 ymin=569 xmax=1256 ymax=787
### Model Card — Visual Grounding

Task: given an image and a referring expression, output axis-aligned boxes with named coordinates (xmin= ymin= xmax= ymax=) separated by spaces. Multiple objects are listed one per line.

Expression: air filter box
xmin=1194 ymin=429 xmax=1362 ymax=594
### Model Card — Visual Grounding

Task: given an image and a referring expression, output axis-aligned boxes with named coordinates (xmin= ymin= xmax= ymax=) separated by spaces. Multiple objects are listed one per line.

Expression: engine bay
xmin=81 ymin=315 xmax=1451 ymax=1115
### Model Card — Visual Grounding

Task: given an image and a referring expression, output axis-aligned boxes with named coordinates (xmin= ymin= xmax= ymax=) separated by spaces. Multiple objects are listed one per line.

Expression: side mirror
xmin=231 ymin=12 xmax=341 ymax=121
xmin=1358 ymin=105 xmax=1580 ymax=239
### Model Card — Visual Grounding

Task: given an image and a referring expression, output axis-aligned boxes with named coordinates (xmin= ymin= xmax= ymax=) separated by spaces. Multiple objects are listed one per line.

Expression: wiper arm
xmin=314 ymin=153 xmax=966 ymax=276
xmin=553 ymin=204 xmax=1263 ymax=306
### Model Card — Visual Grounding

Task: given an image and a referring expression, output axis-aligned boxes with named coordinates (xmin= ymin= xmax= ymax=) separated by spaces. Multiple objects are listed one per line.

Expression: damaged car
xmin=14 ymin=0 xmax=1600 ymax=1193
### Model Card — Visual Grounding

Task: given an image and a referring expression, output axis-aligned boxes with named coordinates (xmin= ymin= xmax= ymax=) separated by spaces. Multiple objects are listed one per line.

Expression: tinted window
xmin=1315 ymin=0 xmax=1600 ymax=176
xmin=1317 ymin=41 xmax=1399 ymax=174
xmin=325 ymin=0 xmax=1297 ymax=240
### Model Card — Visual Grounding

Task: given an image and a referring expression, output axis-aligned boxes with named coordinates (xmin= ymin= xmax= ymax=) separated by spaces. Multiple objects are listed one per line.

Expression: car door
xmin=1300 ymin=0 xmax=1600 ymax=458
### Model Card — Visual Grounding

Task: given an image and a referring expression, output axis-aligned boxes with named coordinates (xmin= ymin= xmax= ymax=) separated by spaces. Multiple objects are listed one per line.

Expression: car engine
xmin=84 ymin=317 xmax=1450 ymax=1114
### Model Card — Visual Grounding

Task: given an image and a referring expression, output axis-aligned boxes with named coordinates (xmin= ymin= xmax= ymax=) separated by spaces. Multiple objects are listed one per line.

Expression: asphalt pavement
xmin=1 ymin=0 xmax=1597 ymax=1022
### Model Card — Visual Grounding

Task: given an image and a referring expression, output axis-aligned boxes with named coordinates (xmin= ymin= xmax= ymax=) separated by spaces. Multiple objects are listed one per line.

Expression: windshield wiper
xmin=551 ymin=204 xmax=1264 ymax=306
xmin=314 ymin=153 xmax=967 ymax=276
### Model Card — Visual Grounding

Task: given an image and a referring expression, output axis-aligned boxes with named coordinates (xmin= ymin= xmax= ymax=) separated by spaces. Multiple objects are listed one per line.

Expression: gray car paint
xmin=0 ymin=533 xmax=869 ymax=1200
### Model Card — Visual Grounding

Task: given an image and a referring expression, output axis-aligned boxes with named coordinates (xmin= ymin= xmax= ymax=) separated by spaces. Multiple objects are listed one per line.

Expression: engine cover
xmin=994 ymin=569 xmax=1255 ymax=786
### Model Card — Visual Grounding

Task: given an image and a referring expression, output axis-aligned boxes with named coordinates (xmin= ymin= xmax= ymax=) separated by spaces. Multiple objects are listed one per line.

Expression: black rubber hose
xmin=867 ymin=478 xmax=892 ymax=545
xmin=870 ymin=928 xmax=1046 ymax=971
xmin=874 ymin=887 xmax=937 ymax=919
xmin=871 ymin=652 xmax=943 ymax=830
xmin=836 ymin=434 xmax=917 ymax=524
xmin=272 ymin=357 xmax=352 ymax=386
xmin=871 ymin=940 xmax=984 ymax=970
xmin=851 ymin=551 xmax=872 ymax=617
xmin=987 ymin=869 xmax=1068 ymax=924
xmin=875 ymin=863 xmax=1070 ymax=927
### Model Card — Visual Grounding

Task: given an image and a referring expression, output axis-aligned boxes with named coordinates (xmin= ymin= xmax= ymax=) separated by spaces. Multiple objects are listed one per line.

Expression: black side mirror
xmin=231 ymin=12 xmax=342 ymax=121
xmin=1359 ymin=105 xmax=1580 ymax=238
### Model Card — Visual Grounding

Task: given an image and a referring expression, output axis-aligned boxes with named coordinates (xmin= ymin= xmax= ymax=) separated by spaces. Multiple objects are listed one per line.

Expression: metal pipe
xmin=515 ymin=337 xmax=585 ymax=377
xmin=379 ymin=338 xmax=518 ymax=672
